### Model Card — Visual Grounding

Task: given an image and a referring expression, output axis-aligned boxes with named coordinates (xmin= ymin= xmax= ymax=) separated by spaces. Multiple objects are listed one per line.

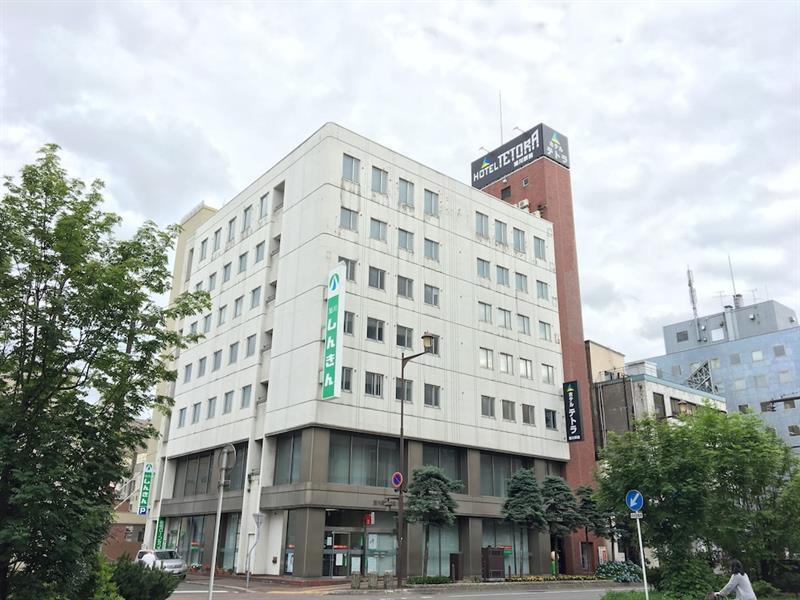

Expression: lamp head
xmin=421 ymin=332 xmax=434 ymax=352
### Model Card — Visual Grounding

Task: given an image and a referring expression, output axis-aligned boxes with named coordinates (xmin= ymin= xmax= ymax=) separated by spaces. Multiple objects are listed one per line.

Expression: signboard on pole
xmin=391 ymin=471 xmax=404 ymax=489
xmin=322 ymin=264 xmax=346 ymax=399
xmin=625 ymin=490 xmax=650 ymax=600
xmin=562 ymin=381 xmax=584 ymax=442
xmin=155 ymin=517 xmax=165 ymax=550
xmin=137 ymin=463 xmax=153 ymax=516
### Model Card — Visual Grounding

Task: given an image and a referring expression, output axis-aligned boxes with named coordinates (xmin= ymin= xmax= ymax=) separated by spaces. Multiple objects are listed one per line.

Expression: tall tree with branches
xmin=0 ymin=145 xmax=208 ymax=598
xmin=502 ymin=468 xmax=547 ymax=575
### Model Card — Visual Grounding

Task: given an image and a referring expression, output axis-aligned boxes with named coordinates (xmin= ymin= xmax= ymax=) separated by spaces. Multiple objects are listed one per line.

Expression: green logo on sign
xmin=322 ymin=266 xmax=345 ymax=399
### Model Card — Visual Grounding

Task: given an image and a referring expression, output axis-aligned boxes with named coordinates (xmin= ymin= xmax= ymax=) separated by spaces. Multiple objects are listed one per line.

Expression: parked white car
xmin=136 ymin=549 xmax=188 ymax=578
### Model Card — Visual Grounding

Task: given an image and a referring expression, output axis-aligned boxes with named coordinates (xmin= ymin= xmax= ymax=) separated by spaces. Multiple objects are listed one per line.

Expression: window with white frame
xmin=499 ymin=352 xmax=513 ymax=374
xmin=481 ymin=395 xmax=495 ymax=418
xmin=479 ymin=347 xmax=494 ymax=369
xmin=342 ymin=154 xmax=360 ymax=183
xmin=227 ymin=217 xmax=236 ymax=243
xmin=519 ymin=358 xmax=533 ymax=379
xmin=515 ymin=272 xmax=528 ymax=292
xmin=496 ymin=266 xmax=510 ymax=286
xmin=424 ymin=189 xmax=439 ymax=216
xmin=429 ymin=334 xmax=441 ymax=355
xmin=397 ymin=275 xmax=413 ymax=299
xmin=212 ymin=350 xmax=222 ymax=371
xmin=477 ymin=258 xmax=491 ymax=279
xmin=218 ymin=305 xmax=227 ymax=326
xmin=200 ymin=238 xmax=208 ymax=260
xmin=502 ymin=400 xmax=516 ymax=421
xmin=370 ymin=218 xmax=387 ymax=241
xmin=242 ymin=205 xmax=253 ymax=231
xmin=539 ymin=321 xmax=552 ymax=341
xmin=424 ymin=384 xmax=441 ymax=407
xmin=259 ymin=193 xmax=269 ymax=219
xmin=191 ymin=401 xmax=201 ymax=424
xmin=223 ymin=390 xmax=233 ymax=414
xmin=534 ymin=236 xmax=546 ymax=260
xmin=513 ymin=228 xmax=526 ymax=253
xmin=207 ymin=396 xmax=216 ymax=419
xmin=366 ymin=317 xmax=384 ymax=342
xmin=234 ymin=296 xmax=244 ymax=318
xmin=222 ymin=263 xmax=232 ymax=282
xmin=251 ymin=286 xmax=261 ymax=309
xmin=395 ymin=378 xmax=412 ymax=402
xmin=213 ymin=228 xmax=221 ymax=252
xmin=183 ymin=364 xmax=192 ymax=383
xmin=372 ymin=166 xmax=388 ymax=194
xmin=241 ymin=384 xmax=252 ymax=408
xmin=340 ymin=207 xmax=358 ymax=231
xmin=368 ymin=266 xmax=386 ymax=290
xmin=424 ymin=238 xmax=440 ymax=261
xmin=541 ymin=363 xmax=555 ymax=384
xmin=238 ymin=252 xmax=248 ymax=273
xmin=208 ymin=272 xmax=217 ymax=291
xmin=339 ymin=257 xmax=357 ymax=281
xmin=177 ymin=407 xmax=187 ymax=427
xmin=518 ymin=314 xmax=531 ymax=335
xmin=424 ymin=284 xmax=440 ymax=307
xmin=203 ymin=314 xmax=212 ymax=333
xmin=498 ymin=308 xmax=512 ymax=329
xmin=536 ymin=280 xmax=549 ymax=300
xmin=246 ymin=334 xmax=256 ymax=357
xmin=478 ymin=302 xmax=492 ymax=323
xmin=545 ymin=409 xmax=558 ymax=430
xmin=495 ymin=220 xmax=508 ymax=245
xmin=398 ymin=228 xmax=414 ymax=252
xmin=253 ymin=241 xmax=264 ymax=263
xmin=228 ymin=342 xmax=239 ymax=364
xmin=475 ymin=211 xmax=489 ymax=237
xmin=343 ymin=311 xmax=355 ymax=335
xmin=365 ymin=371 xmax=383 ymax=397
xmin=399 ymin=178 xmax=414 ymax=206
xmin=396 ymin=325 xmax=413 ymax=349
xmin=197 ymin=357 xmax=207 ymax=377
xmin=522 ymin=404 xmax=535 ymax=425
xmin=342 ymin=367 xmax=353 ymax=391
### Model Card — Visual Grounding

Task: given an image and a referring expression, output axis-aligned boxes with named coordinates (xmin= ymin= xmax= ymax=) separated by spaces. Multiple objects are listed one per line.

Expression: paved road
xmin=169 ymin=579 xmax=619 ymax=600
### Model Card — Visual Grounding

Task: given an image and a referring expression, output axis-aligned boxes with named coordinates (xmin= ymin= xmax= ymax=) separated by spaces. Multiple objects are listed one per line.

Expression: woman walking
xmin=714 ymin=560 xmax=757 ymax=600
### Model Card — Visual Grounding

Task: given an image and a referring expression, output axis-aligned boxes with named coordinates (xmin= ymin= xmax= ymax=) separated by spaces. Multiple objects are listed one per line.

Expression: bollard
xmin=351 ymin=573 xmax=361 ymax=589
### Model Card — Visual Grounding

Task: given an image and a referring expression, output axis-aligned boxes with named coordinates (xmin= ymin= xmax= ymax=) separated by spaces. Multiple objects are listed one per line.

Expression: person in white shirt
xmin=715 ymin=560 xmax=757 ymax=600
xmin=140 ymin=550 xmax=157 ymax=569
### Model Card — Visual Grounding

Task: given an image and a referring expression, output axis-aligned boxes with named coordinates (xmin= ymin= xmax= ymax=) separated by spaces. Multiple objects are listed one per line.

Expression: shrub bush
xmin=111 ymin=555 xmax=180 ymax=600
xmin=595 ymin=561 xmax=643 ymax=583
xmin=406 ymin=575 xmax=451 ymax=584
xmin=751 ymin=579 xmax=780 ymax=597
xmin=76 ymin=554 xmax=123 ymax=600
xmin=658 ymin=557 xmax=719 ymax=599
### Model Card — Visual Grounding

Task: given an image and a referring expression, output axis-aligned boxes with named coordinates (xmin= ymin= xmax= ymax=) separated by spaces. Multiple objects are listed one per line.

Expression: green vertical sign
xmin=155 ymin=517 xmax=165 ymax=550
xmin=137 ymin=463 xmax=154 ymax=515
xmin=322 ymin=264 xmax=346 ymax=399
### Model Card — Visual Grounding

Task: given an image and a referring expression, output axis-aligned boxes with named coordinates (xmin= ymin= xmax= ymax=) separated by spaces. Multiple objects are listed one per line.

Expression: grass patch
xmin=602 ymin=592 xmax=800 ymax=600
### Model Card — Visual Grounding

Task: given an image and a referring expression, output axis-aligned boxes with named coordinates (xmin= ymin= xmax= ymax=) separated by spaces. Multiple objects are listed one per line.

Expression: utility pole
xmin=208 ymin=444 xmax=236 ymax=600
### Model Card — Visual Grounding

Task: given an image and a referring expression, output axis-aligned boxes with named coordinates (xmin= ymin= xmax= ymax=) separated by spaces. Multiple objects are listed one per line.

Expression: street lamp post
xmin=208 ymin=443 xmax=236 ymax=600
xmin=396 ymin=332 xmax=434 ymax=587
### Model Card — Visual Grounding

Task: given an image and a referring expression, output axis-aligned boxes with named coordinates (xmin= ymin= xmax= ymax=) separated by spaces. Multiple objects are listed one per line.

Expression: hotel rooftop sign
xmin=471 ymin=123 xmax=569 ymax=188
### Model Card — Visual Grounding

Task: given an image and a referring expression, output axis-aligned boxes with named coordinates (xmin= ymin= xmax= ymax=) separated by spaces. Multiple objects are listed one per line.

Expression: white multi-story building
xmin=147 ymin=123 xmax=569 ymax=579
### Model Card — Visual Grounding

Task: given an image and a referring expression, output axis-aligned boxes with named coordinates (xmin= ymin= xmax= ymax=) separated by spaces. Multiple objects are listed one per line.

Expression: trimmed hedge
xmin=407 ymin=575 xmax=452 ymax=584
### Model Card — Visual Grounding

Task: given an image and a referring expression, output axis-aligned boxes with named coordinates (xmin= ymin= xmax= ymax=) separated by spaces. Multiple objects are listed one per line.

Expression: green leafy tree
xmin=0 ymin=145 xmax=208 ymax=598
xmin=541 ymin=475 xmax=584 ymax=538
xmin=111 ymin=555 xmax=179 ymax=600
xmin=576 ymin=485 xmax=610 ymax=544
xmin=405 ymin=466 xmax=460 ymax=578
xmin=502 ymin=468 xmax=547 ymax=574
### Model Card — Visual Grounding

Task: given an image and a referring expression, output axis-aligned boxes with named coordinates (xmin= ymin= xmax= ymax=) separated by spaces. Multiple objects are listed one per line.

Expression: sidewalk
xmin=328 ymin=579 xmax=635 ymax=595
xmin=185 ymin=573 xmax=351 ymax=589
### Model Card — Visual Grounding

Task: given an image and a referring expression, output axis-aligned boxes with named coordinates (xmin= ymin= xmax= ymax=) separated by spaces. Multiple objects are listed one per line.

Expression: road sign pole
xmin=635 ymin=515 xmax=649 ymax=600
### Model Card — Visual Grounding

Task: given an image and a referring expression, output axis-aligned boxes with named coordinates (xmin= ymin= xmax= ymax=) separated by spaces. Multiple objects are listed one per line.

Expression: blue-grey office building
xmin=645 ymin=296 xmax=799 ymax=451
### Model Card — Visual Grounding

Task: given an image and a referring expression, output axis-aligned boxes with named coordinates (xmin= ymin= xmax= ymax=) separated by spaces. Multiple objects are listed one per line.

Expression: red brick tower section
xmin=480 ymin=155 xmax=599 ymax=575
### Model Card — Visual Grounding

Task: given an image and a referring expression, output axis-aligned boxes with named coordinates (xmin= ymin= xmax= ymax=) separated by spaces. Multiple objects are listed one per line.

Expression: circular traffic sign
xmin=625 ymin=489 xmax=644 ymax=512
xmin=391 ymin=471 xmax=404 ymax=488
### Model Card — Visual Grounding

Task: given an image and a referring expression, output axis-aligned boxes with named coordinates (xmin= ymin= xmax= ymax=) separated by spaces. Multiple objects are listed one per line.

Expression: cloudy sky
xmin=2 ymin=0 xmax=798 ymax=360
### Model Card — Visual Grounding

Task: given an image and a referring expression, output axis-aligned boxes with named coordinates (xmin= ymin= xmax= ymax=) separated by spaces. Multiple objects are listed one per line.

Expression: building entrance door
xmin=322 ymin=530 xmax=352 ymax=577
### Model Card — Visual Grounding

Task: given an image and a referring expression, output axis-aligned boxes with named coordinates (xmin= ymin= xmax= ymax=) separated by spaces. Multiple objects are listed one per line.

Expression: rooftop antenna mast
xmin=688 ymin=267 xmax=702 ymax=342
xmin=728 ymin=253 xmax=738 ymax=299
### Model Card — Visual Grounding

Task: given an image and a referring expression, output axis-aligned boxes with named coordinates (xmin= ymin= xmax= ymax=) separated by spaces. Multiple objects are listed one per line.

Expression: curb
xmin=329 ymin=580 xmax=636 ymax=595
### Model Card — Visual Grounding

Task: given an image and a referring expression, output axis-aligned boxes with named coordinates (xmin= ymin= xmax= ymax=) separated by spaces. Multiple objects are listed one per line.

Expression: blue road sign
xmin=625 ymin=490 xmax=644 ymax=512
xmin=391 ymin=471 xmax=404 ymax=489
xmin=138 ymin=506 xmax=147 ymax=515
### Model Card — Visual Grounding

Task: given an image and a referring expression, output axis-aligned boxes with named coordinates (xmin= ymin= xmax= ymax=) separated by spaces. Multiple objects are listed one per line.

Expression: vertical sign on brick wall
xmin=562 ymin=381 xmax=584 ymax=442
xmin=322 ymin=264 xmax=346 ymax=399
xmin=137 ymin=463 xmax=154 ymax=515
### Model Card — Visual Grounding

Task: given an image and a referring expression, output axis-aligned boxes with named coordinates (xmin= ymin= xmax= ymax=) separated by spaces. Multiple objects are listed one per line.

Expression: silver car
xmin=136 ymin=549 xmax=188 ymax=578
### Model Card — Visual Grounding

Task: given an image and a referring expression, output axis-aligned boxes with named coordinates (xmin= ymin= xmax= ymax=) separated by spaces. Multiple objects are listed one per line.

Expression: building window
xmin=177 ymin=407 xmax=186 ymax=428
xmin=397 ymin=325 xmax=413 ymax=349
xmin=545 ymin=409 xmax=557 ymax=430
xmin=342 ymin=366 xmax=353 ymax=392
xmin=676 ymin=330 xmax=689 ymax=342
xmin=534 ymin=236 xmax=546 ymax=260
xmin=519 ymin=358 xmax=533 ymax=379
xmin=536 ymin=279 xmax=548 ymax=299
xmin=499 ymin=352 xmax=513 ymax=374
xmin=213 ymin=228 xmax=221 ymax=252
xmin=366 ymin=317 xmax=384 ymax=342
xmin=369 ymin=218 xmax=387 ymax=241
xmin=368 ymin=266 xmax=386 ymax=290
xmin=275 ymin=431 xmax=302 ymax=485
xmin=223 ymin=391 xmax=233 ymax=414
xmin=339 ymin=256 xmax=357 ymax=281
xmin=251 ymin=286 xmax=262 ymax=309
xmin=203 ymin=314 xmax=212 ymax=333
xmin=478 ymin=302 xmax=492 ymax=323
xmin=774 ymin=344 xmax=786 ymax=357
xmin=481 ymin=395 xmax=495 ymax=418
xmin=197 ymin=357 xmax=207 ymax=377
xmin=398 ymin=228 xmax=414 ymax=252
xmin=752 ymin=350 xmax=764 ymax=362
xmin=234 ymin=296 xmax=244 ymax=318
xmin=365 ymin=372 xmax=383 ymax=397
xmin=328 ymin=431 xmax=399 ymax=487
xmin=259 ymin=192 xmax=269 ymax=219
xmin=480 ymin=452 xmax=525 ymax=496
xmin=212 ymin=350 xmax=222 ymax=371
xmin=218 ymin=305 xmax=227 ymax=326
xmin=340 ymin=207 xmax=358 ymax=231
xmin=424 ymin=189 xmax=439 ymax=216
xmin=479 ymin=347 xmax=494 ymax=369
xmin=238 ymin=252 xmax=248 ymax=273
xmin=522 ymin=404 xmax=535 ymax=425
xmin=242 ymin=205 xmax=253 ymax=231
xmin=424 ymin=284 xmax=440 ymax=307
xmin=730 ymin=353 xmax=741 ymax=365
xmin=208 ymin=272 xmax=216 ymax=291
xmin=228 ymin=342 xmax=239 ymax=364
xmin=399 ymin=178 xmax=414 ymax=206
xmin=246 ymin=334 xmax=256 ymax=357
xmin=207 ymin=396 xmax=216 ymax=419
xmin=495 ymin=220 xmax=508 ymax=245
xmin=477 ymin=258 xmax=491 ymax=279
xmin=222 ymin=262 xmax=232 ymax=283
xmin=518 ymin=314 xmax=531 ymax=335
xmin=754 ymin=374 xmax=768 ymax=388
xmin=496 ymin=266 xmax=510 ymax=286
xmin=372 ymin=166 xmax=388 ymax=194
xmin=183 ymin=364 xmax=192 ymax=383
xmin=343 ymin=311 xmax=355 ymax=335
xmin=424 ymin=384 xmax=441 ymax=408
xmin=189 ymin=321 xmax=198 ymax=336
xmin=424 ymin=238 xmax=440 ymax=262
xmin=397 ymin=275 xmax=414 ymax=299
xmin=516 ymin=272 xmax=528 ymax=292
xmin=475 ymin=212 xmax=489 ymax=237
xmin=738 ymin=404 xmax=749 ymax=414
xmin=200 ymin=238 xmax=208 ymax=261
xmin=255 ymin=241 xmax=265 ymax=263
xmin=241 ymin=384 xmax=252 ymax=408
xmin=539 ymin=321 xmax=552 ymax=341
xmin=513 ymin=228 xmax=526 ymax=253
xmin=502 ymin=400 xmax=516 ymax=421
xmin=498 ymin=308 xmax=512 ymax=329
xmin=429 ymin=334 xmax=441 ymax=356
xmin=541 ymin=363 xmax=555 ymax=384
xmin=342 ymin=154 xmax=360 ymax=183
xmin=395 ymin=378 xmax=412 ymax=403
xmin=227 ymin=218 xmax=236 ymax=243
xmin=500 ymin=186 xmax=511 ymax=200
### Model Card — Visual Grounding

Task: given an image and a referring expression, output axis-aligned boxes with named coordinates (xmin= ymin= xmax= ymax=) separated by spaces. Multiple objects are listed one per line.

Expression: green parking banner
xmin=322 ymin=264 xmax=346 ymax=399
xmin=137 ymin=463 xmax=153 ymax=515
